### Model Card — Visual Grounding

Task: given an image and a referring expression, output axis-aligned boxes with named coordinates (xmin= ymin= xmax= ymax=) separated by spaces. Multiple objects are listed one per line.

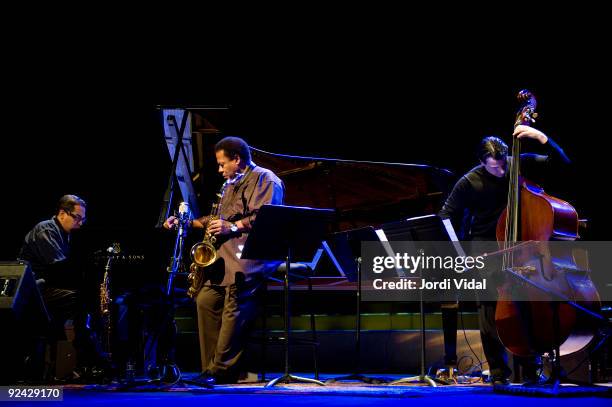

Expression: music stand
xmin=241 ymin=204 xmax=334 ymax=387
xmin=326 ymin=226 xmax=392 ymax=384
xmin=379 ymin=215 xmax=458 ymax=387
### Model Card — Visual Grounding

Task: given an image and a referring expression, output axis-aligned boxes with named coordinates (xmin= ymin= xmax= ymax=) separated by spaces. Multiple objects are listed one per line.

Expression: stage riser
xmin=175 ymin=329 xmax=484 ymax=374
xmin=174 ymin=330 xmax=601 ymax=383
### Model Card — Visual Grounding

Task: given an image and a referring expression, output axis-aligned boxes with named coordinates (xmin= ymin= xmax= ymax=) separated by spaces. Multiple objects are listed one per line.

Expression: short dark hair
xmin=214 ymin=137 xmax=251 ymax=163
xmin=57 ymin=194 xmax=86 ymax=215
xmin=479 ymin=136 xmax=508 ymax=162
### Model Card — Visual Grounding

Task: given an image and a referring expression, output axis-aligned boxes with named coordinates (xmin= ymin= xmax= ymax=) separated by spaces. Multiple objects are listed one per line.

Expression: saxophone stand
xmin=241 ymin=204 xmax=334 ymax=388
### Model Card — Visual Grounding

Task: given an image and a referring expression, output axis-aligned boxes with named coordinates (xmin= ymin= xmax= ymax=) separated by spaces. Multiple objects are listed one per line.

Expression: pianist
xmin=18 ymin=194 xmax=102 ymax=381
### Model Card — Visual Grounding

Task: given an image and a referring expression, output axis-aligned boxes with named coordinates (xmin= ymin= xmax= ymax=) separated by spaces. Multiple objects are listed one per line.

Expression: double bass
xmin=494 ymin=90 xmax=601 ymax=370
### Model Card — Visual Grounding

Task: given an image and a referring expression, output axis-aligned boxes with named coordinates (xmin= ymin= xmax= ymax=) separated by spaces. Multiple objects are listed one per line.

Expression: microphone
xmin=178 ymin=202 xmax=191 ymax=223
xmin=106 ymin=243 xmax=121 ymax=254
xmin=177 ymin=202 xmax=191 ymax=236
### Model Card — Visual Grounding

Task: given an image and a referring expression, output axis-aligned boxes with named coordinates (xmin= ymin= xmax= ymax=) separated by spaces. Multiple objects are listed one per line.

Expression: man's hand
xmin=207 ymin=219 xmax=233 ymax=236
xmin=513 ymin=125 xmax=548 ymax=144
xmin=163 ymin=216 xmax=178 ymax=230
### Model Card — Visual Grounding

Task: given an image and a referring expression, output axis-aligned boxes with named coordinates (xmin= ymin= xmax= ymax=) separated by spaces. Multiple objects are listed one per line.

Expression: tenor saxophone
xmin=100 ymin=243 xmax=119 ymax=357
xmin=187 ymin=183 xmax=227 ymax=298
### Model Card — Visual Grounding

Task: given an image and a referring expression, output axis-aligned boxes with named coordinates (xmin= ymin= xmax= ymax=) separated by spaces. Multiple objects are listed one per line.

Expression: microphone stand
xmin=167 ymin=209 xmax=190 ymax=296
xmin=154 ymin=208 xmax=191 ymax=385
xmin=120 ymin=208 xmax=212 ymax=389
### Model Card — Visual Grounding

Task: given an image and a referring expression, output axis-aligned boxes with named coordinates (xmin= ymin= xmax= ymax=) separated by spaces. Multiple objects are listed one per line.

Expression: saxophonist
xmin=164 ymin=136 xmax=284 ymax=385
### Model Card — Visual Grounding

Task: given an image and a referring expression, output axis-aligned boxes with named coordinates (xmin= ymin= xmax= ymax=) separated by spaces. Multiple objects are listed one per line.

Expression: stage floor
xmin=14 ymin=373 xmax=608 ymax=406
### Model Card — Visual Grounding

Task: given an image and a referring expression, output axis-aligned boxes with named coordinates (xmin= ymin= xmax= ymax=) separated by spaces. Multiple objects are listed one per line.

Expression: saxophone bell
xmin=190 ymin=238 xmax=218 ymax=267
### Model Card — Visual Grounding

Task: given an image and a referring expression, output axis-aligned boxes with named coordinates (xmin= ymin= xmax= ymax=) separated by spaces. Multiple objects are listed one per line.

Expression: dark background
xmin=2 ymin=40 xmax=610 ymax=268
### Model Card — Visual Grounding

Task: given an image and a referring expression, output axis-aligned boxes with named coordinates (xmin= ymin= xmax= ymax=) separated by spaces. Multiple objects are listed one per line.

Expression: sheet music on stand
xmin=159 ymin=109 xmax=199 ymax=220
xmin=156 ymin=105 xmax=231 ymax=227
xmin=368 ymin=215 xmax=463 ymax=301
xmin=241 ymin=205 xmax=334 ymax=262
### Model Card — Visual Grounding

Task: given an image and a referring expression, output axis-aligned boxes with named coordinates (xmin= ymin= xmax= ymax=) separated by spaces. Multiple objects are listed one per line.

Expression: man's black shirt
xmin=18 ymin=216 xmax=72 ymax=286
xmin=439 ymin=138 xmax=570 ymax=240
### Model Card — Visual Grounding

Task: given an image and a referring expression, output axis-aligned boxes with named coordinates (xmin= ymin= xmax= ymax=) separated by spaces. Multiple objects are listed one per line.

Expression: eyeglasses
xmin=65 ymin=211 xmax=86 ymax=224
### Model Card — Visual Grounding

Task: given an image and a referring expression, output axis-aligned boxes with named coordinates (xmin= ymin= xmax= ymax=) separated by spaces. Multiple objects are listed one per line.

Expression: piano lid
xmin=250 ymin=147 xmax=454 ymax=231
xmin=160 ymin=108 xmax=454 ymax=232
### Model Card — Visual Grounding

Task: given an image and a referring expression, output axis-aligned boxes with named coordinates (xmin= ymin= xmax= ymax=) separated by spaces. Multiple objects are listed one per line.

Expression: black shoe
xmin=188 ymin=372 xmax=215 ymax=388
xmin=213 ymin=375 xmax=238 ymax=385
xmin=159 ymin=364 xmax=180 ymax=385
xmin=489 ymin=365 xmax=512 ymax=386
xmin=492 ymin=376 xmax=510 ymax=386
xmin=522 ymin=373 xmax=544 ymax=386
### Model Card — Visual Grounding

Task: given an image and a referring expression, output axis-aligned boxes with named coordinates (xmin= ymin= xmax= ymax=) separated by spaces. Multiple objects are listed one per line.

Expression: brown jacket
xmin=203 ymin=164 xmax=284 ymax=286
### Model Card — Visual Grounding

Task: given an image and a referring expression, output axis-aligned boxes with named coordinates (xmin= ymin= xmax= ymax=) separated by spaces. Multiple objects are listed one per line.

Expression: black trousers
xmin=478 ymin=301 xmax=512 ymax=378
xmin=479 ymin=301 xmax=540 ymax=380
xmin=41 ymin=287 xmax=98 ymax=368
xmin=195 ymin=283 xmax=260 ymax=379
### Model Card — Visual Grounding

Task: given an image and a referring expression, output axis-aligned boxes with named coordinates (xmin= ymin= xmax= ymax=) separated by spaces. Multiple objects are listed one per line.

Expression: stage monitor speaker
xmin=0 ymin=261 xmax=49 ymax=327
xmin=0 ymin=262 xmax=50 ymax=384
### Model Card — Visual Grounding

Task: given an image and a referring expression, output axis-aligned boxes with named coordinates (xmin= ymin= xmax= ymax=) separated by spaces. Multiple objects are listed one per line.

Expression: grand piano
xmin=159 ymin=107 xmax=455 ymax=282
xmin=250 ymin=148 xmax=454 ymax=232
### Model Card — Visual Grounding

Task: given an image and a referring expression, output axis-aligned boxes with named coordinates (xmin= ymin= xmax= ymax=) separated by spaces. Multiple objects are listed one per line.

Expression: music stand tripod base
xmin=390 ymin=375 xmax=438 ymax=387
xmin=265 ymin=373 xmax=325 ymax=387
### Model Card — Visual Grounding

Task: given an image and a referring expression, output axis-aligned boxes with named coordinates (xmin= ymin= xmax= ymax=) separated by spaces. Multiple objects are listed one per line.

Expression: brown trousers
xmin=195 ymin=283 xmax=260 ymax=378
